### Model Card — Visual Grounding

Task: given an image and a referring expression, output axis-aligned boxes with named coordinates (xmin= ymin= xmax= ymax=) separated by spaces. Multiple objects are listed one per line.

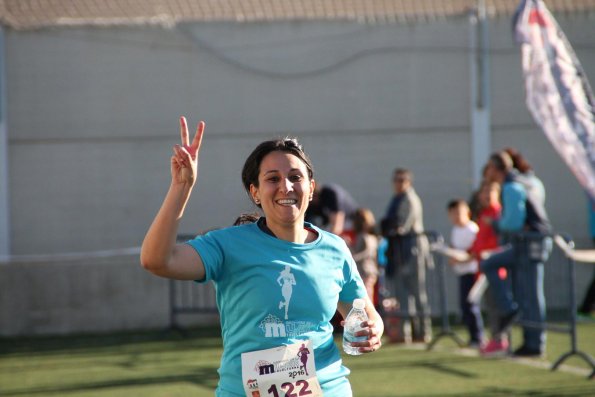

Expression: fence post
xmin=551 ymin=233 xmax=595 ymax=379
xmin=426 ymin=231 xmax=465 ymax=350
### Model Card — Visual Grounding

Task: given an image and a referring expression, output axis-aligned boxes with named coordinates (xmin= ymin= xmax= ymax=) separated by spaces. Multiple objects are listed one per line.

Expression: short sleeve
xmin=339 ymin=255 xmax=367 ymax=304
xmin=454 ymin=223 xmax=478 ymax=251
xmin=185 ymin=231 xmax=225 ymax=282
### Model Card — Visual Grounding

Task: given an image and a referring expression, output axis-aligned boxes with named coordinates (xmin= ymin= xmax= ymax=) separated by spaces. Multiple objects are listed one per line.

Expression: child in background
xmin=447 ymin=199 xmax=484 ymax=348
xmin=351 ymin=208 xmax=380 ymax=303
xmin=469 ymin=181 xmax=509 ymax=356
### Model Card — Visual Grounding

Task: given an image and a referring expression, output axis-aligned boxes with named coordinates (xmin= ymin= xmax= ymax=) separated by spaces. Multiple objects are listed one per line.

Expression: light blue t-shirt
xmin=497 ymin=180 xmax=527 ymax=232
xmin=186 ymin=221 xmax=367 ymax=396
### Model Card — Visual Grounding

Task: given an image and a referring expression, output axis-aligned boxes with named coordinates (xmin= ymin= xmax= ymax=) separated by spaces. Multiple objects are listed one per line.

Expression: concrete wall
xmin=0 ymin=256 xmax=219 ymax=336
xmin=2 ymin=14 xmax=595 ymax=336
xmin=0 ymin=258 xmax=167 ymax=335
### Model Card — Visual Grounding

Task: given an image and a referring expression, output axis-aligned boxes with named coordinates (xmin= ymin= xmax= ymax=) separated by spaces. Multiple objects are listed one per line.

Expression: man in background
xmin=381 ymin=168 xmax=432 ymax=343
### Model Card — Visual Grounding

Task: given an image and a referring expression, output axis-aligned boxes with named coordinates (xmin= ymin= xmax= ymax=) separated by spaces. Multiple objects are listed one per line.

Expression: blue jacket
xmin=496 ymin=172 xmax=551 ymax=235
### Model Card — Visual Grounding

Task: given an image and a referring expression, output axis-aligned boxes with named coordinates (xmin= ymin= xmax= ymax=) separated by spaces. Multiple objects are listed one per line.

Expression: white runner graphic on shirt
xmin=259 ymin=266 xmax=317 ymax=339
xmin=277 ymin=265 xmax=296 ymax=320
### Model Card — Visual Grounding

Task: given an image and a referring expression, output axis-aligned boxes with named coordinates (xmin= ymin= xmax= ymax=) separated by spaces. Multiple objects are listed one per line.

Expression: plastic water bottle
xmin=342 ymin=298 xmax=368 ymax=356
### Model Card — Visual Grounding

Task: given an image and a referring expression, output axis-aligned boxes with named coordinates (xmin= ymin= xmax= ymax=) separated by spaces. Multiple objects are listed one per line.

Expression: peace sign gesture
xmin=171 ymin=116 xmax=205 ymax=187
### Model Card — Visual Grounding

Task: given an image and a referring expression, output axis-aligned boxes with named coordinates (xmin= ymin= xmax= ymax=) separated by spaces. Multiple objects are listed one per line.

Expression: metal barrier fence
xmin=423 ymin=231 xmax=466 ymax=349
xmin=168 ymin=278 xmax=217 ymax=332
xmin=550 ymin=234 xmax=595 ymax=379
xmin=417 ymin=230 xmax=594 ymax=379
xmin=379 ymin=231 xmax=462 ymax=346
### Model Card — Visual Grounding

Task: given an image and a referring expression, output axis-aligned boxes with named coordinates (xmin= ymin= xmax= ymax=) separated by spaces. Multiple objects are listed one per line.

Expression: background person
xmin=469 ymin=181 xmax=510 ymax=356
xmin=481 ymin=151 xmax=552 ymax=357
xmin=305 ymin=182 xmax=360 ymax=330
xmin=140 ymin=118 xmax=383 ymax=396
xmin=350 ymin=208 xmax=380 ymax=304
xmin=305 ymin=183 xmax=358 ymax=245
xmin=381 ymin=168 xmax=432 ymax=343
xmin=446 ymin=199 xmax=484 ymax=348
xmin=504 ymin=147 xmax=546 ymax=206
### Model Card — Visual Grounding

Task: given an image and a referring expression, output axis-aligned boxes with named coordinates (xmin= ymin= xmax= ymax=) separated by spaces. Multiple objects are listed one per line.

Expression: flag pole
xmin=0 ymin=25 xmax=9 ymax=259
xmin=470 ymin=0 xmax=491 ymax=188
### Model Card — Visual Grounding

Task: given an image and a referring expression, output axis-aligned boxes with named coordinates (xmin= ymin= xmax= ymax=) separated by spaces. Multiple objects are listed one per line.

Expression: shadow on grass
xmin=0 ymin=367 xmax=219 ymax=396
xmin=440 ymin=383 xmax=592 ymax=397
xmin=373 ymin=386 xmax=593 ymax=397
xmin=348 ymin=354 xmax=480 ymax=378
xmin=0 ymin=326 xmax=223 ymax=356
xmin=473 ymin=385 xmax=595 ymax=397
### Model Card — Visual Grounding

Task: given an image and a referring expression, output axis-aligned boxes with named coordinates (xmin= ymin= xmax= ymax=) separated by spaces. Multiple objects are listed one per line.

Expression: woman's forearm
xmin=140 ymin=182 xmax=193 ymax=271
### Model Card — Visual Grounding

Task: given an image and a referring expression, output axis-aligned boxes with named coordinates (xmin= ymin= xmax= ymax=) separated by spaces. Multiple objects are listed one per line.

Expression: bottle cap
xmin=353 ymin=298 xmax=365 ymax=310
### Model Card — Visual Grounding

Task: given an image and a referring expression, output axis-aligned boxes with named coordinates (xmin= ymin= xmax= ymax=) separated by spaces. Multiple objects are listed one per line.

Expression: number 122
xmin=267 ymin=380 xmax=313 ymax=397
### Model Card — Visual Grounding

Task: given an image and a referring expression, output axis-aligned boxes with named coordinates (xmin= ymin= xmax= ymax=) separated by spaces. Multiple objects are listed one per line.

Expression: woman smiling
xmin=141 ymin=117 xmax=383 ymax=396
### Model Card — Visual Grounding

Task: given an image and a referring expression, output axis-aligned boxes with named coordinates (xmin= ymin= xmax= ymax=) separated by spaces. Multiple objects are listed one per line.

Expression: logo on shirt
xmin=259 ymin=266 xmax=315 ymax=338
xmin=253 ymin=356 xmax=304 ymax=377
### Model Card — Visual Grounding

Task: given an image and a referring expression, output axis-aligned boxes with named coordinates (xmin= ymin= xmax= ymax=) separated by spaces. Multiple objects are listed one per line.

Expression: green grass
xmin=1 ymin=323 xmax=593 ymax=397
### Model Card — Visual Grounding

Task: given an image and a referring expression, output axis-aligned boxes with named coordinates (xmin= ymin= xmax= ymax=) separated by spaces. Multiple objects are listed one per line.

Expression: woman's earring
xmin=254 ymin=198 xmax=260 ymax=204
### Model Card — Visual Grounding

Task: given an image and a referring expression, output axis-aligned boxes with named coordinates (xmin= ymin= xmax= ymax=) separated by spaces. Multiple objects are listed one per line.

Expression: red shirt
xmin=469 ymin=203 xmax=501 ymax=257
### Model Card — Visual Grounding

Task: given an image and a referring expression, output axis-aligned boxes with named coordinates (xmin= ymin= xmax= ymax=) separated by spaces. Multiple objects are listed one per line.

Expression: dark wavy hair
xmin=241 ymin=137 xmax=314 ymax=206
xmin=504 ymin=147 xmax=533 ymax=173
xmin=489 ymin=151 xmax=513 ymax=173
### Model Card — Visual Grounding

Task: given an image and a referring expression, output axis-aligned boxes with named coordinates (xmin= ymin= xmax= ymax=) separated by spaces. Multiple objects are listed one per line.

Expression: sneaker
xmin=497 ymin=308 xmax=520 ymax=334
xmin=480 ymin=339 xmax=509 ymax=357
xmin=513 ymin=345 xmax=544 ymax=358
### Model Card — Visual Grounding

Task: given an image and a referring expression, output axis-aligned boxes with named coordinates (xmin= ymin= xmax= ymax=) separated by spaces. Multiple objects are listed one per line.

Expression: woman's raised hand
xmin=171 ymin=117 xmax=205 ymax=187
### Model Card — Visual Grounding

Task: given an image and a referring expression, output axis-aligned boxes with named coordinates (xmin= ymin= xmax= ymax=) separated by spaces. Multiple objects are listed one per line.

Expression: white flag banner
xmin=514 ymin=0 xmax=595 ymax=199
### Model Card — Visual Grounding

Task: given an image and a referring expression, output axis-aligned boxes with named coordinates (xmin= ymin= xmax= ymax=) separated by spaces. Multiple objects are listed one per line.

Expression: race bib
xmin=241 ymin=341 xmax=322 ymax=397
